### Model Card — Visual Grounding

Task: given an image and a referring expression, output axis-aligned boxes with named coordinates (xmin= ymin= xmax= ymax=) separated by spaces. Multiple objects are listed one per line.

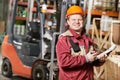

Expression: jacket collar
xmin=69 ymin=28 xmax=81 ymax=39
xmin=61 ymin=28 xmax=85 ymax=39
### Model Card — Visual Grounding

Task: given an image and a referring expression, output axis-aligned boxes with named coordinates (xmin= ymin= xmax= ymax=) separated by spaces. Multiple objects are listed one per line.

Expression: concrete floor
xmin=0 ymin=46 xmax=29 ymax=80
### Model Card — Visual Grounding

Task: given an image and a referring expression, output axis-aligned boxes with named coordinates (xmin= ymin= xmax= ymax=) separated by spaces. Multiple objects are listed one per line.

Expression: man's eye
xmin=72 ymin=19 xmax=83 ymax=21
xmin=79 ymin=19 xmax=83 ymax=21
xmin=72 ymin=19 xmax=76 ymax=21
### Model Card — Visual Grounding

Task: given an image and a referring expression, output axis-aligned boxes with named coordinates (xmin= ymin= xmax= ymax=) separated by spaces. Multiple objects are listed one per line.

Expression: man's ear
xmin=66 ymin=19 xmax=70 ymax=25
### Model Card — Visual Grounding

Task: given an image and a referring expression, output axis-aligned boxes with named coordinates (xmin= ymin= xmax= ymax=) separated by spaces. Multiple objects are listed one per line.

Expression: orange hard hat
xmin=66 ymin=5 xmax=84 ymax=17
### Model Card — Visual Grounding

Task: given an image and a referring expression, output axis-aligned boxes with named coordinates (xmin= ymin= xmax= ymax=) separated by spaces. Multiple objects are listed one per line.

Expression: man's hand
xmin=86 ymin=51 xmax=98 ymax=62
xmin=96 ymin=52 xmax=107 ymax=62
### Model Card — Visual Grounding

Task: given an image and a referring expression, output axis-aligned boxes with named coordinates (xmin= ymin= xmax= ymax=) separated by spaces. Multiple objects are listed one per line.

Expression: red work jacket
xmin=56 ymin=29 xmax=103 ymax=80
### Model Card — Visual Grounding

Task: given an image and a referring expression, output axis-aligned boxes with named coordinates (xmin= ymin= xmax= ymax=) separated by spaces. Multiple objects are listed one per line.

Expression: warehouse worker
xmin=56 ymin=5 xmax=107 ymax=80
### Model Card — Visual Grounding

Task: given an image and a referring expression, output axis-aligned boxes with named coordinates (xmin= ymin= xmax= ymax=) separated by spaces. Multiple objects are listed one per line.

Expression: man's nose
xmin=75 ymin=20 xmax=79 ymax=23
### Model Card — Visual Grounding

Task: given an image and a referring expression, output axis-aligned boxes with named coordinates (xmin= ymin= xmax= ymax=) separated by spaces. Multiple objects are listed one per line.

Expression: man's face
xmin=67 ymin=14 xmax=83 ymax=31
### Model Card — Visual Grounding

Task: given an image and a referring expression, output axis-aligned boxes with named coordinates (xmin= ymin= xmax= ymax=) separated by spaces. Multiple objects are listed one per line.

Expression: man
xmin=56 ymin=5 xmax=107 ymax=80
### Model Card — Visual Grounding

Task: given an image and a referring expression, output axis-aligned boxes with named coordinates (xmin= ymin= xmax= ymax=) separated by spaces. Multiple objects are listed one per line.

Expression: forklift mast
xmin=6 ymin=0 xmax=18 ymax=43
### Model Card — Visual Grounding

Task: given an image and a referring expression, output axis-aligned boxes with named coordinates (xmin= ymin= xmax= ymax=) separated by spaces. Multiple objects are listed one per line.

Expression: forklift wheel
xmin=32 ymin=64 xmax=47 ymax=80
xmin=1 ymin=59 xmax=12 ymax=78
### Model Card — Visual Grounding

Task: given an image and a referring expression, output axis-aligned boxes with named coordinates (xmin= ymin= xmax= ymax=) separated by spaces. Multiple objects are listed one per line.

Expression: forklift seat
xmin=26 ymin=21 xmax=40 ymax=43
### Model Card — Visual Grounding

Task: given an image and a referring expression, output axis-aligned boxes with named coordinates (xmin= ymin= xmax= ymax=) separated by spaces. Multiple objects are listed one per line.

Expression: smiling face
xmin=67 ymin=14 xmax=83 ymax=33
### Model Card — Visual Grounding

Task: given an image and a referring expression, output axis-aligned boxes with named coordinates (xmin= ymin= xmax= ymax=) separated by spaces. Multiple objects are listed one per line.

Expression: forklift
xmin=1 ymin=0 xmax=65 ymax=79
xmin=1 ymin=0 xmax=109 ymax=80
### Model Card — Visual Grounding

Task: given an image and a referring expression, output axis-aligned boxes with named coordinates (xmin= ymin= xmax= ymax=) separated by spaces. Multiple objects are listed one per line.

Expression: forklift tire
xmin=32 ymin=64 xmax=47 ymax=80
xmin=1 ymin=59 xmax=12 ymax=78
